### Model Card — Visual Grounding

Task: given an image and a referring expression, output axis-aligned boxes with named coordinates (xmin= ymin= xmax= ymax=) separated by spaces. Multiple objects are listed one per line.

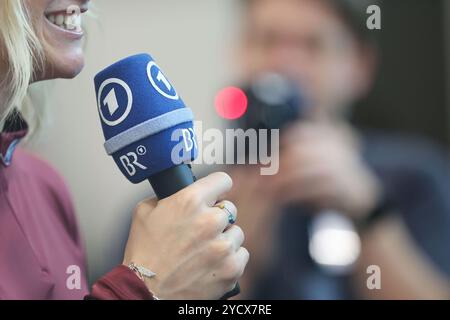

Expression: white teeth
xmin=55 ymin=14 xmax=64 ymax=26
xmin=64 ymin=15 xmax=75 ymax=30
xmin=46 ymin=12 xmax=82 ymax=32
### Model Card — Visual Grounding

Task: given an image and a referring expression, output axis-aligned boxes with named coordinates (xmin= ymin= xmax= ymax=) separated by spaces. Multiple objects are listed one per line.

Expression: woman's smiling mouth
xmin=44 ymin=6 xmax=88 ymax=36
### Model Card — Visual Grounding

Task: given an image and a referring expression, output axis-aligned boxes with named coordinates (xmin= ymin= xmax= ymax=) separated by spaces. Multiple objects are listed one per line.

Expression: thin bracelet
xmin=128 ymin=262 xmax=160 ymax=300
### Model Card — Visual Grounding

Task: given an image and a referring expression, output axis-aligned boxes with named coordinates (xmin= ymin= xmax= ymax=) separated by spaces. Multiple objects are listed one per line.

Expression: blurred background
xmin=28 ymin=0 xmax=450 ymax=298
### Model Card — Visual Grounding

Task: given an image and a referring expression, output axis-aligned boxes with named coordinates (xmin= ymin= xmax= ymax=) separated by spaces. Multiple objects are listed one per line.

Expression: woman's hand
xmin=123 ymin=172 xmax=249 ymax=300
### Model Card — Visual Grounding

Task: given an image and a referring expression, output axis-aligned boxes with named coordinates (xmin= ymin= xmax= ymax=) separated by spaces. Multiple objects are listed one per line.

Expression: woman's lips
xmin=45 ymin=7 xmax=88 ymax=35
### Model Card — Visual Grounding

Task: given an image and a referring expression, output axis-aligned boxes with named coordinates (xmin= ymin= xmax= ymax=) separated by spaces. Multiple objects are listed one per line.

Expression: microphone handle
xmin=148 ymin=164 xmax=196 ymax=199
xmin=148 ymin=164 xmax=240 ymax=300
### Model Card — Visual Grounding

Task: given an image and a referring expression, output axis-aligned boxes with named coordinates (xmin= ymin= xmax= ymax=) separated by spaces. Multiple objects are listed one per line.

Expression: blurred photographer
xmin=228 ymin=0 xmax=450 ymax=299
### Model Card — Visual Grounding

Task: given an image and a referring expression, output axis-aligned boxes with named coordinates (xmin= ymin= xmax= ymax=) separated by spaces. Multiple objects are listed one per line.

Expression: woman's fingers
xmin=213 ymin=200 xmax=237 ymax=224
xmin=199 ymin=200 xmax=238 ymax=237
xmin=221 ymin=225 xmax=245 ymax=252
xmin=189 ymin=172 xmax=233 ymax=207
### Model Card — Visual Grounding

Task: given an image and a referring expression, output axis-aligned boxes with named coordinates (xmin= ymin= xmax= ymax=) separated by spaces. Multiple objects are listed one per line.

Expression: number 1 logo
xmin=147 ymin=61 xmax=179 ymax=100
xmin=97 ymin=78 xmax=133 ymax=127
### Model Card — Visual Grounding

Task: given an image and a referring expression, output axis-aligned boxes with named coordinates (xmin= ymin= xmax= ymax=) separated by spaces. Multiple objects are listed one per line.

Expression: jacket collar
xmin=0 ymin=111 xmax=28 ymax=167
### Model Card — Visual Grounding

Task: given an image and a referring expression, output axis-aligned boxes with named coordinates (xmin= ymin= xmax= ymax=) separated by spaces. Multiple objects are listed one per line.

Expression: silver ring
xmin=215 ymin=201 xmax=237 ymax=224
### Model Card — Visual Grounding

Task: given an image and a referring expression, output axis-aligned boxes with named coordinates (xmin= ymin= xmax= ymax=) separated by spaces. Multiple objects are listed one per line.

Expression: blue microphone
xmin=94 ymin=53 xmax=239 ymax=299
xmin=94 ymin=53 xmax=198 ymax=198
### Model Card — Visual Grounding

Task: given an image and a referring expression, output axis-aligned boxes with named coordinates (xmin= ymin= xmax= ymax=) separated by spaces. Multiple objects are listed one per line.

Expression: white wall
xmin=29 ymin=0 xmax=242 ymax=282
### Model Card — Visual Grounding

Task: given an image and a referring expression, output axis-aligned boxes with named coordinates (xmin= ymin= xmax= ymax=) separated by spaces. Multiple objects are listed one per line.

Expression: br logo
xmin=120 ymin=146 xmax=148 ymax=177
xmin=97 ymin=78 xmax=133 ymax=127
xmin=147 ymin=61 xmax=179 ymax=100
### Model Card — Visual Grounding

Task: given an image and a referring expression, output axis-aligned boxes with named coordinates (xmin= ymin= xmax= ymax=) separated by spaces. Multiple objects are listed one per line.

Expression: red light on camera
xmin=214 ymin=86 xmax=248 ymax=120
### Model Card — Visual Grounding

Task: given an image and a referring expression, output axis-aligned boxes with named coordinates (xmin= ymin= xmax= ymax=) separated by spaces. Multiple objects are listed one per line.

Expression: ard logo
xmin=147 ymin=61 xmax=179 ymax=100
xmin=97 ymin=78 xmax=133 ymax=127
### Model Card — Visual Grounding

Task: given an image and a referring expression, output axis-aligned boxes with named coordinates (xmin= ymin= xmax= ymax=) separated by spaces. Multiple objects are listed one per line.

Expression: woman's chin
xmin=40 ymin=53 xmax=85 ymax=80
xmin=59 ymin=61 xmax=85 ymax=79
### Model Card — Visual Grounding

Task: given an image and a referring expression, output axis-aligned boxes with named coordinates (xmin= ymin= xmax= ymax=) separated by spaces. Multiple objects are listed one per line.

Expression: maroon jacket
xmin=0 ymin=125 xmax=153 ymax=300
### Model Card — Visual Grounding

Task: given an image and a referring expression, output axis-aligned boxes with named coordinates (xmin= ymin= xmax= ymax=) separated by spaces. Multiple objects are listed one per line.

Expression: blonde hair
xmin=0 ymin=0 xmax=45 ymax=133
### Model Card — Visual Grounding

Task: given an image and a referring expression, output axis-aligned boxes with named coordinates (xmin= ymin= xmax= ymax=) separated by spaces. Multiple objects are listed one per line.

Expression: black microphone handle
xmin=148 ymin=164 xmax=196 ymax=199
xmin=148 ymin=164 xmax=240 ymax=300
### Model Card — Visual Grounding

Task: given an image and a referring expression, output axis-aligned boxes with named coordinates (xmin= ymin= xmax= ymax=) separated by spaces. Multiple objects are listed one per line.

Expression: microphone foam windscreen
xmin=94 ymin=53 xmax=198 ymax=184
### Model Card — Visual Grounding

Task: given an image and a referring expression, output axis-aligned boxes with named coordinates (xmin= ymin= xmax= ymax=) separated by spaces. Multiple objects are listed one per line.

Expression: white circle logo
xmin=97 ymin=78 xmax=133 ymax=127
xmin=147 ymin=61 xmax=179 ymax=100
xmin=136 ymin=145 xmax=147 ymax=156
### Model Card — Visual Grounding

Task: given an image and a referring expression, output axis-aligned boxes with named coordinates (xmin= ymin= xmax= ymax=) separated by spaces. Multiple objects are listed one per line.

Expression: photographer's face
xmin=240 ymin=0 xmax=374 ymax=119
